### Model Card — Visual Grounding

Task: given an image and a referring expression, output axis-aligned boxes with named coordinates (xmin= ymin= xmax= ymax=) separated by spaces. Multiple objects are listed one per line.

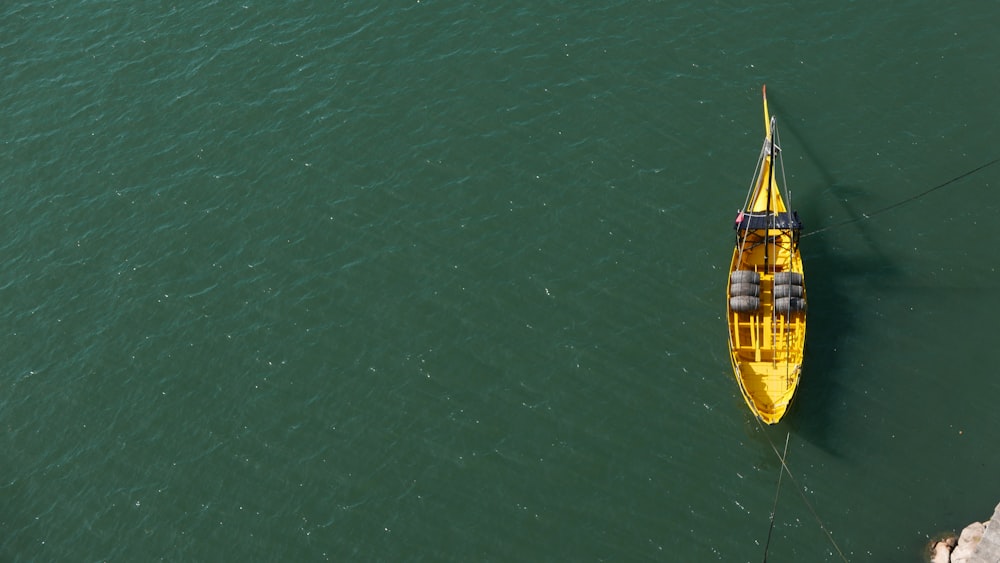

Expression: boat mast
xmin=763 ymin=124 xmax=773 ymax=274
xmin=762 ymin=85 xmax=773 ymax=275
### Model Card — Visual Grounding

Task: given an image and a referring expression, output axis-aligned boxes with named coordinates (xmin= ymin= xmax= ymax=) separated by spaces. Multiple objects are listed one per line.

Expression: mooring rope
xmin=762 ymin=432 xmax=790 ymax=563
xmin=801 ymin=156 xmax=1000 ymax=238
xmin=754 ymin=421 xmax=850 ymax=562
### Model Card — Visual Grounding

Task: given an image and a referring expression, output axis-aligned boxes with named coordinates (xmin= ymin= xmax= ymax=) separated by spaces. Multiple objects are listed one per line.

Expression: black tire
xmin=773 ymin=284 xmax=804 ymax=298
xmin=730 ymin=295 xmax=760 ymax=312
xmin=774 ymin=271 xmax=803 ymax=286
xmin=774 ymin=296 xmax=806 ymax=314
xmin=730 ymin=270 xmax=760 ymax=285
xmin=730 ymin=282 xmax=760 ymax=297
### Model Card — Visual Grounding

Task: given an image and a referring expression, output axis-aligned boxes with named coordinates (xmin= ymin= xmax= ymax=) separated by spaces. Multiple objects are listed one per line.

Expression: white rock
xmin=951 ymin=521 xmax=985 ymax=563
xmin=930 ymin=537 xmax=956 ymax=563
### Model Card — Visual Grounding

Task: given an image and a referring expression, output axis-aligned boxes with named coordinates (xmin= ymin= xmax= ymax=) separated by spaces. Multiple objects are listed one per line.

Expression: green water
xmin=2 ymin=2 xmax=999 ymax=561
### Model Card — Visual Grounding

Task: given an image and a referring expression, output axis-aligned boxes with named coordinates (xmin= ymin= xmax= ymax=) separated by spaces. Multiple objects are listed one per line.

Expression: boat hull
xmin=726 ymin=86 xmax=806 ymax=424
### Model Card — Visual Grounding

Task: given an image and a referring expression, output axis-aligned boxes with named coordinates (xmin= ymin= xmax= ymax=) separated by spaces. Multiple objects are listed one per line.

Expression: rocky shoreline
xmin=930 ymin=502 xmax=1000 ymax=563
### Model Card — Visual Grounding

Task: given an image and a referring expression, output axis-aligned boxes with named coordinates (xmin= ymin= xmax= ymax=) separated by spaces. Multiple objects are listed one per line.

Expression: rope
xmin=754 ymin=420 xmax=850 ymax=562
xmin=736 ymin=137 xmax=779 ymax=265
xmin=802 ymin=156 xmax=1000 ymax=238
xmin=761 ymin=432 xmax=790 ymax=562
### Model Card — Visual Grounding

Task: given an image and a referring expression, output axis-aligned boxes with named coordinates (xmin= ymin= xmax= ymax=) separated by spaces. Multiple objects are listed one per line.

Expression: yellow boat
xmin=727 ymin=85 xmax=806 ymax=424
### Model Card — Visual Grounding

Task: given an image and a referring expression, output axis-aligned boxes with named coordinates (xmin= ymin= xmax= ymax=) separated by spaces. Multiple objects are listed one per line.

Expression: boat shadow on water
xmin=770 ymin=105 xmax=902 ymax=453
xmin=786 ymin=186 xmax=902 ymax=455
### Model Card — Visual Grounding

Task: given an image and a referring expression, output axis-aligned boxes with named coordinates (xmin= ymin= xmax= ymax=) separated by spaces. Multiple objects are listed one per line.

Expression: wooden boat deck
xmin=728 ymin=270 xmax=805 ymax=421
